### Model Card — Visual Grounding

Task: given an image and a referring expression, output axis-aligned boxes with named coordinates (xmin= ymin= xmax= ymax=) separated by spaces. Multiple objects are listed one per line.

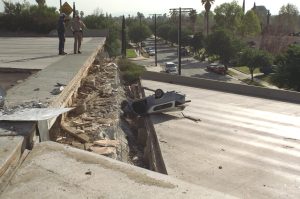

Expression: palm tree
xmin=201 ymin=0 xmax=214 ymax=36
xmin=189 ymin=9 xmax=197 ymax=33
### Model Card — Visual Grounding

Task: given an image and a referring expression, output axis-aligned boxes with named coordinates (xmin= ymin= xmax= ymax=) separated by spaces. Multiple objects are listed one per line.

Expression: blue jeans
xmin=58 ymin=33 xmax=65 ymax=54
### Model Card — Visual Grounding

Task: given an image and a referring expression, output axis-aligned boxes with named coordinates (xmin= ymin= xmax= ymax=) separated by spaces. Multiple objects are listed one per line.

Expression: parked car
xmin=206 ymin=63 xmax=226 ymax=75
xmin=148 ymin=49 xmax=155 ymax=56
xmin=165 ymin=62 xmax=177 ymax=74
xmin=145 ymin=47 xmax=153 ymax=53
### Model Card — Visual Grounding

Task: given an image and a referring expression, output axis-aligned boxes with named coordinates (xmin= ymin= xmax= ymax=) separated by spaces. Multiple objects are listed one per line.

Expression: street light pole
xmin=178 ymin=8 xmax=181 ymax=75
xmin=150 ymin=14 xmax=162 ymax=66
xmin=169 ymin=8 xmax=193 ymax=76
xmin=155 ymin=14 xmax=157 ymax=66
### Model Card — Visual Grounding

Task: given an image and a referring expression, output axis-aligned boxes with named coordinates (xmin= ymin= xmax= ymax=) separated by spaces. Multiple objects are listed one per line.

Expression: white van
xmin=165 ymin=62 xmax=177 ymax=74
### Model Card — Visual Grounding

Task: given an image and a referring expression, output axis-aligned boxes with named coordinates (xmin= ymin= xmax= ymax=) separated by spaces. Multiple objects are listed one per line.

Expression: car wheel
xmin=154 ymin=89 xmax=164 ymax=98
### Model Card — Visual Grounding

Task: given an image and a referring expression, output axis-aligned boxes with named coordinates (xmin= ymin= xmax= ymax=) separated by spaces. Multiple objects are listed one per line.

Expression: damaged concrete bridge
xmin=1 ymin=36 xmax=300 ymax=198
xmin=0 ymin=37 xmax=234 ymax=198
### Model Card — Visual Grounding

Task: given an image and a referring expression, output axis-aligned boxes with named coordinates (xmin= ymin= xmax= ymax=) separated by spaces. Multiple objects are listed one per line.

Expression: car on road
xmin=145 ymin=47 xmax=153 ymax=53
xmin=165 ymin=62 xmax=177 ymax=74
xmin=206 ymin=63 xmax=226 ymax=75
xmin=148 ymin=49 xmax=155 ymax=56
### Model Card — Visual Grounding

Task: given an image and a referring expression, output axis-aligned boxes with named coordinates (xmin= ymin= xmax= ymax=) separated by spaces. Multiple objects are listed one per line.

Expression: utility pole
xmin=60 ymin=0 xmax=62 ymax=13
xmin=169 ymin=8 xmax=193 ymax=76
xmin=73 ymin=2 xmax=76 ymax=18
xmin=267 ymin=10 xmax=271 ymax=26
xmin=149 ymin=14 xmax=162 ymax=66
xmin=121 ymin=15 xmax=126 ymax=58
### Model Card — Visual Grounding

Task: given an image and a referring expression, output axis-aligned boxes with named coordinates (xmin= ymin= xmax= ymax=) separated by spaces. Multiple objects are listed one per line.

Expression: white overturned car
xmin=128 ymin=88 xmax=190 ymax=116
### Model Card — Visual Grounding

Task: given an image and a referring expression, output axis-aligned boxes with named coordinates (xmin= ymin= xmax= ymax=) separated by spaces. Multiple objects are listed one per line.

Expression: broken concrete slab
xmin=89 ymin=146 xmax=117 ymax=158
xmin=0 ymin=121 xmax=36 ymax=151
xmin=0 ymin=122 xmax=35 ymax=137
xmin=0 ymin=136 xmax=24 ymax=177
xmin=93 ymin=139 xmax=119 ymax=147
xmin=0 ymin=141 xmax=237 ymax=199
xmin=0 ymin=108 xmax=72 ymax=121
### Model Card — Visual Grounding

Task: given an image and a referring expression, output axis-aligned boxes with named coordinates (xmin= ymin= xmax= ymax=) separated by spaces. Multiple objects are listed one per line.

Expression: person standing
xmin=71 ymin=15 xmax=86 ymax=54
xmin=57 ymin=13 xmax=67 ymax=55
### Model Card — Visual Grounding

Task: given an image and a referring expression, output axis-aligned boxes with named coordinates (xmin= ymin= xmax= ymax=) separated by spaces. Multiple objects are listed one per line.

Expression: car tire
xmin=154 ymin=89 xmax=164 ymax=98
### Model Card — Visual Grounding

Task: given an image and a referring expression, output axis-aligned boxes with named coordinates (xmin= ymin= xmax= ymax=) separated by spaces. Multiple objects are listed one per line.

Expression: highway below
xmin=132 ymin=38 xmax=241 ymax=84
xmin=142 ymin=79 xmax=300 ymax=199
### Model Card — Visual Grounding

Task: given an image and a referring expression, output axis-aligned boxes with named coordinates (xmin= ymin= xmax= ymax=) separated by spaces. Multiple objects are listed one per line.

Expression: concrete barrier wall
xmin=138 ymin=81 xmax=167 ymax=174
xmin=142 ymin=71 xmax=300 ymax=104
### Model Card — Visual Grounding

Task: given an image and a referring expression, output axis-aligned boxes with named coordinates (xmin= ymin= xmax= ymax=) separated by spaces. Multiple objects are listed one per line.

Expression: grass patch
xmin=117 ymin=58 xmax=145 ymax=85
xmin=234 ymin=66 xmax=260 ymax=74
xmin=255 ymin=74 xmax=273 ymax=84
xmin=126 ymin=49 xmax=137 ymax=58
xmin=226 ymin=70 xmax=237 ymax=77
xmin=241 ymin=79 xmax=265 ymax=87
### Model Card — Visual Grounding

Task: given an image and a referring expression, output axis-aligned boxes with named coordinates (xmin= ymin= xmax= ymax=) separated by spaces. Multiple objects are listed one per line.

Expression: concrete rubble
xmin=52 ymin=56 xmax=143 ymax=166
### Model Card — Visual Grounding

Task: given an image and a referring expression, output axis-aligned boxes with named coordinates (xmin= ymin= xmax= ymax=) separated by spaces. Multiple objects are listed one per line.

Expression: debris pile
xmin=54 ymin=59 xmax=124 ymax=159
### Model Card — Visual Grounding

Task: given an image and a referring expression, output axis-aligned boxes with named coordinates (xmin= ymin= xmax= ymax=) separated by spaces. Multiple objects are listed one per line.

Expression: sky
xmin=1 ymin=0 xmax=300 ymax=16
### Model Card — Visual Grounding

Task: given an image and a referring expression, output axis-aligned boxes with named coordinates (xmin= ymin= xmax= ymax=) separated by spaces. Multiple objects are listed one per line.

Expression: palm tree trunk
xmin=206 ymin=12 xmax=209 ymax=36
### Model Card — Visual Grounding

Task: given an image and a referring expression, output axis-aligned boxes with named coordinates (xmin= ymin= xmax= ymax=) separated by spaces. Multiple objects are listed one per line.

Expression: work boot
xmin=78 ymin=51 xmax=81 ymax=54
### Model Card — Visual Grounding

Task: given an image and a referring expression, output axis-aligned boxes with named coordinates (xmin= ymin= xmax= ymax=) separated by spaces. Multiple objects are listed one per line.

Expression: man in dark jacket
xmin=57 ymin=13 xmax=67 ymax=55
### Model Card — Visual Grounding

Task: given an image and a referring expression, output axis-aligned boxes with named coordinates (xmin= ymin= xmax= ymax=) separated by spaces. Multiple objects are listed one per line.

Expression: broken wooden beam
xmin=61 ymin=123 xmax=90 ymax=143
xmin=181 ymin=112 xmax=201 ymax=122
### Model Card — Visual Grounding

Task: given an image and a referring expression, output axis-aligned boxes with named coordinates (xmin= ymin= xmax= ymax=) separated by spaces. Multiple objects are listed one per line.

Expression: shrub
xmin=117 ymin=59 xmax=145 ymax=85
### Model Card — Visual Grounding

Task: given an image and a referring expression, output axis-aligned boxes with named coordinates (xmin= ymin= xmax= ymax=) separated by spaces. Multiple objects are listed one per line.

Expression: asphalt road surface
xmin=142 ymin=79 xmax=300 ymax=199
xmin=133 ymin=38 xmax=241 ymax=84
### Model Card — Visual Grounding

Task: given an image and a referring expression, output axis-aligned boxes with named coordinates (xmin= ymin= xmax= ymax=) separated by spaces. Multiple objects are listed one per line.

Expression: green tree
xmin=181 ymin=29 xmax=193 ymax=47
xmin=168 ymin=26 xmax=178 ymax=45
xmin=277 ymin=3 xmax=299 ymax=33
xmin=240 ymin=10 xmax=261 ymax=36
xmin=0 ymin=1 xmax=58 ymax=33
xmin=2 ymin=0 xmax=24 ymax=15
xmin=214 ymin=1 xmax=243 ymax=34
xmin=206 ymin=29 xmax=243 ymax=70
xmin=189 ymin=9 xmax=197 ymax=33
xmin=157 ymin=23 xmax=172 ymax=42
xmin=136 ymin=12 xmax=144 ymax=25
xmin=190 ymin=32 xmax=204 ymax=55
xmin=201 ymin=0 xmax=214 ymax=36
xmin=239 ymin=48 xmax=273 ymax=80
xmin=36 ymin=0 xmax=45 ymax=7
xmin=128 ymin=22 xmax=151 ymax=44
xmin=105 ymin=39 xmax=121 ymax=58
xmin=272 ymin=45 xmax=300 ymax=91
